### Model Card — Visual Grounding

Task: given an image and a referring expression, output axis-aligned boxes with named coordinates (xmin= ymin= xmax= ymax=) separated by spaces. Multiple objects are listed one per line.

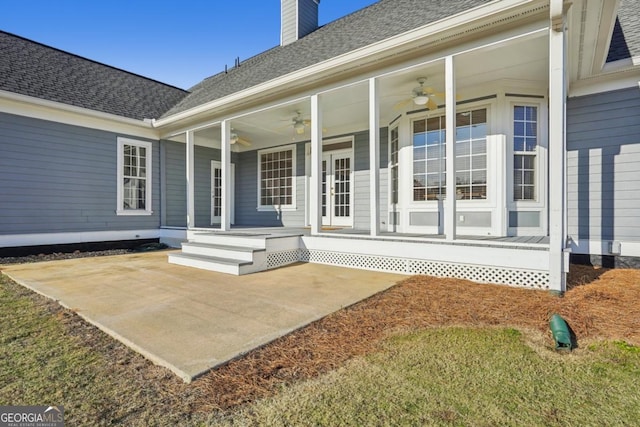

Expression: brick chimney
xmin=281 ymin=0 xmax=320 ymax=46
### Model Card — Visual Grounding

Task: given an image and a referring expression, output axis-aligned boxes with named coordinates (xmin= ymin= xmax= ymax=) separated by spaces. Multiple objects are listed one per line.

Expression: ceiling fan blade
xmin=237 ymin=137 xmax=251 ymax=147
xmin=394 ymin=98 xmax=412 ymax=110
xmin=427 ymin=98 xmax=438 ymax=110
xmin=432 ymin=92 xmax=462 ymax=100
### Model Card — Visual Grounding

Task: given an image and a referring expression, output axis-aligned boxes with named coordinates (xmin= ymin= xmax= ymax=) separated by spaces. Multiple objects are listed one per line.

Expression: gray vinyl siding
xmin=566 ymin=86 xmax=640 ymax=243
xmin=233 ymin=130 xmax=388 ymax=228
xmin=297 ymin=0 xmax=319 ymax=39
xmin=235 ymin=141 xmax=307 ymax=227
xmin=163 ymin=129 xmax=389 ymax=229
xmin=162 ymin=141 xmax=243 ymax=228
xmin=281 ymin=0 xmax=318 ymax=46
xmin=162 ymin=140 xmax=187 ymax=227
xmin=0 ymin=112 xmax=160 ymax=236
xmin=353 ymin=129 xmax=389 ymax=229
xmin=194 ymin=146 xmax=221 ymax=227
xmin=280 ymin=0 xmax=297 ymax=45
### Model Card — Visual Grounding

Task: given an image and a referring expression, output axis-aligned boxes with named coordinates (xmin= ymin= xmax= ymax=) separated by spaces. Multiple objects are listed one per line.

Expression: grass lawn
xmin=222 ymin=328 xmax=640 ymax=426
xmin=1 ymin=266 xmax=639 ymax=426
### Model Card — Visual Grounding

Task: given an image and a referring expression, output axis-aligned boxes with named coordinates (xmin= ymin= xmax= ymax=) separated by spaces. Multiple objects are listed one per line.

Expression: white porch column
xmin=493 ymin=134 xmax=509 ymax=237
xmin=221 ymin=120 xmax=232 ymax=231
xmin=186 ymin=130 xmax=195 ymax=229
xmin=369 ymin=77 xmax=381 ymax=236
xmin=310 ymin=94 xmax=323 ymax=235
xmin=444 ymin=55 xmax=457 ymax=241
xmin=548 ymin=0 xmax=568 ymax=292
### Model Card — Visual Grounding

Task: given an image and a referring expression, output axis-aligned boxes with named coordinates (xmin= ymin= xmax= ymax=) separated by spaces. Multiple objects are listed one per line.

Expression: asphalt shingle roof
xmin=0 ymin=31 xmax=188 ymax=121
xmin=162 ymin=0 xmax=493 ymax=118
xmin=4 ymin=0 xmax=636 ymax=122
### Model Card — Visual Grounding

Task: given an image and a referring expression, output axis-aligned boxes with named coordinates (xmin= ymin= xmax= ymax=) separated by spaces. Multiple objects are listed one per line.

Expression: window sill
xmin=116 ymin=210 xmax=154 ymax=216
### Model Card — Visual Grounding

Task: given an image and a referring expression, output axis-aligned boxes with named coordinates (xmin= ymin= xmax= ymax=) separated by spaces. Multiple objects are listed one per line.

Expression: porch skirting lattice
xmin=266 ymin=249 xmax=550 ymax=289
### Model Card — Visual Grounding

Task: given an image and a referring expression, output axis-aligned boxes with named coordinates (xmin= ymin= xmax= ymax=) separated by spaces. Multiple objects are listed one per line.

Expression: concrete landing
xmin=1 ymin=251 xmax=405 ymax=382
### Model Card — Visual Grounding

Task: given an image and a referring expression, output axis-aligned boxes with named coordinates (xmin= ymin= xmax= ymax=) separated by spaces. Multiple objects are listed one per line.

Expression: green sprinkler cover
xmin=550 ymin=313 xmax=572 ymax=350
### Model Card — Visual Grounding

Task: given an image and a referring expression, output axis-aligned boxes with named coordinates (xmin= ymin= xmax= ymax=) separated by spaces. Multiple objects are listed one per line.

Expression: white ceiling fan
xmin=394 ymin=77 xmax=444 ymax=111
xmin=289 ymin=111 xmax=311 ymax=135
xmin=278 ymin=111 xmax=326 ymax=139
xmin=230 ymin=128 xmax=251 ymax=147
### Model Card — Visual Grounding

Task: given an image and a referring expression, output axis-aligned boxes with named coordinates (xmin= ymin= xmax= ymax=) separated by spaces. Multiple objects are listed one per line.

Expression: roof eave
xmin=0 ymin=90 xmax=159 ymax=139
xmin=152 ymin=0 xmax=538 ymax=131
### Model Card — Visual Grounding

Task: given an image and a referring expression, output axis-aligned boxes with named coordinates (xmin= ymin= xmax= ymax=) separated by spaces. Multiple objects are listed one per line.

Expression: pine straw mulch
xmin=4 ymin=264 xmax=640 ymax=417
xmin=188 ymin=264 xmax=640 ymax=412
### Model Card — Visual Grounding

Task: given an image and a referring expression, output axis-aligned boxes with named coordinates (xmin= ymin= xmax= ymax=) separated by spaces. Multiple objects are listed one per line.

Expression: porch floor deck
xmin=193 ymin=226 xmax=550 ymax=248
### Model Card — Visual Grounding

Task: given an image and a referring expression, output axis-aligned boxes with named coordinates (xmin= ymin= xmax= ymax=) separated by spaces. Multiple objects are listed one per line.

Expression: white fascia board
xmin=0 ymin=90 xmax=158 ymax=139
xmin=590 ymin=0 xmax=620 ymax=76
xmin=152 ymin=0 xmax=537 ymax=129
xmin=569 ymin=68 xmax=640 ymax=97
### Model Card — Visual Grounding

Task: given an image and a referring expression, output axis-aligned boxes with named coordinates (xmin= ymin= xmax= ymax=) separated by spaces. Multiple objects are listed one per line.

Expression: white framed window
xmin=513 ymin=105 xmax=538 ymax=201
xmin=455 ymin=108 xmax=488 ymax=200
xmin=412 ymin=116 xmax=446 ymax=201
xmin=411 ymin=107 xmax=487 ymax=201
xmin=389 ymin=126 xmax=399 ymax=205
xmin=257 ymin=145 xmax=296 ymax=211
xmin=116 ymin=137 xmax=153 ymax=216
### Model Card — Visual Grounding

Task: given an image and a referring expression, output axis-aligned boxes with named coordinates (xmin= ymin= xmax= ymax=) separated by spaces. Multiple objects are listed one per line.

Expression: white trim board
xmin=116 ymin=138 xmax=154 ymax=216
xmin=302 ymin=235 xmax=549 ymax=271
xmin=0 ymin=229 xmax=162 ymax=249
xmin=0 ymin=90 xmax=158 ymax=140
xmin=570 ymin=239 xmax=640 ymax=257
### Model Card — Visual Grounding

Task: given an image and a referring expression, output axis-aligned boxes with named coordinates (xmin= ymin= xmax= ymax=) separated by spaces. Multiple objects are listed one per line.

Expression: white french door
xmin=210 ymin=161 xmax=235 ymax=225
xmin=322 ymin=150 xmax=353 ymax=227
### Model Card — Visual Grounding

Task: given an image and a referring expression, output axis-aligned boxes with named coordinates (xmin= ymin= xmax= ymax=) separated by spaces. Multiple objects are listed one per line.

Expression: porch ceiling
xmin=184 ymin=33 xmax=548 ymax=151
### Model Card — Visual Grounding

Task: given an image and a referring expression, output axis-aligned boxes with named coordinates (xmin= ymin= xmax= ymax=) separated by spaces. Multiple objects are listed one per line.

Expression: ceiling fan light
xmin=230 ymin=133 xmax=238 ymax=144
xmin=413 ymin=95 xmax=428 ymax=105
xmin=294 ymin=121 xmax=305 ymax=134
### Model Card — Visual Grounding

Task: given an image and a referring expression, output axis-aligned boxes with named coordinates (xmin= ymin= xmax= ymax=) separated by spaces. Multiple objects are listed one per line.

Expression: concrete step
xmin=181 ymin=242 xmax=264 ymax=262
xmin=168 ymin=252 xmax=252 ymax=275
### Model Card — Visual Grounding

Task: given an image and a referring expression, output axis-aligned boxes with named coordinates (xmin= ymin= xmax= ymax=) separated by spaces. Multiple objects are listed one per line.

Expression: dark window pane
xmin=523 ymin=186 xmax=534 ymax=200
xmin=514 ymin=106 xmax=525 ymax=121
xmin=472 ymin=186 xmax=487 ymax=199
xmin=514 ymin=121 xmax=524 ymax=136
xmin=514 ymin=137 xmax=525 ymax=152
xmin=426 ymin=117 xmax=441 ymax=131
xmin=456 ymin=112 xmax=470 ymax=127
xmin=472 ymin=109 xmax=487 ymax=124
xmin=526 ymin=106 xmax=537 ymax=121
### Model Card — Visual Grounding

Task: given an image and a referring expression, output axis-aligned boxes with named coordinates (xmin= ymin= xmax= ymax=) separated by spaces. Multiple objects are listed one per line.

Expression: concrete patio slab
xmin=1 ymin=251 xmax=405 ymax=382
